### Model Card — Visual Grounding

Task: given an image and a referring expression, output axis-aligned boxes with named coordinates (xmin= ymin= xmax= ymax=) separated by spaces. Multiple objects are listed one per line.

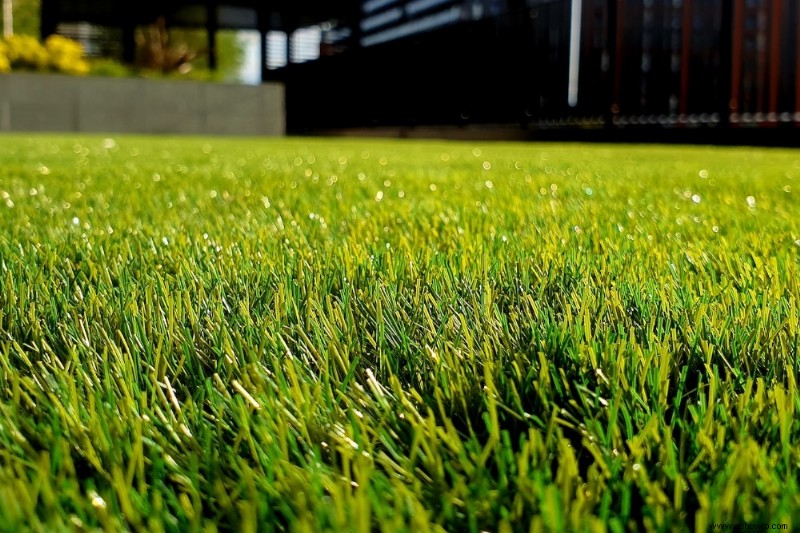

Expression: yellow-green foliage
xmin=0 ymin=34 xmax=89 ymax=75
xmin=0 ymin=43 xmax=10 ymax=73
xmin=0 ymin=136 xmax=798 ymax=531
xmin=45 ymin=34 xmax=90 ymax=75
xmin=2 ymin=34 xmax=49 ymax=70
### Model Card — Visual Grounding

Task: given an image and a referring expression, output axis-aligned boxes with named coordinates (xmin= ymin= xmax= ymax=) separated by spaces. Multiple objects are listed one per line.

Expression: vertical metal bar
xmin=679 ymin=0 xmax=692 ymax=116
xmin=768 ymin=0 xmax=782 ymax=116
xmin=731 ymin=0 xmax=744 ymax=115
xmin=796 ymin=0 xmax=800 ymax=117
xmin=603 ymin=0 xmax=616 ymax=124
xmin=756 ymin=0 xmax=767 ymax=115
xmin=718 ymin=0 xmax=734 ymax=126
xmin=614 ymin=0 xmax=624 ymax=115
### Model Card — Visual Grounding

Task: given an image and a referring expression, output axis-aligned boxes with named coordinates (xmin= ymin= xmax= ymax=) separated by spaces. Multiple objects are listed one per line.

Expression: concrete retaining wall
xmin=0 ymin=73 xmax=284 ymax=136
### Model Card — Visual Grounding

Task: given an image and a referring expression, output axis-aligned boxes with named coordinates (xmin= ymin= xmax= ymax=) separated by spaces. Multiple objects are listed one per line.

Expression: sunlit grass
xmin=1 ymin=135 xmax=799 ymax=531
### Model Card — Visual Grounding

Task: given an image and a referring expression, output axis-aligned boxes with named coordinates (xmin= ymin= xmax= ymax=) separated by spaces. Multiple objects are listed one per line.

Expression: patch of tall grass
xmin=0 ymin=136 xmax=798 ymax=530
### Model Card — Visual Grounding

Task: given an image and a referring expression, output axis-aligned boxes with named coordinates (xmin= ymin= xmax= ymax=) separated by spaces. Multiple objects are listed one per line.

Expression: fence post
xmin=718 ymin=0 xmax=734 ymax=126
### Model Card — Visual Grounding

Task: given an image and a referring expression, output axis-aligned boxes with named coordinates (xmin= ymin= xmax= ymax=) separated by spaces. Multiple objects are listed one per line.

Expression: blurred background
xmin=2 ymin=0 xmax=798 ymax=142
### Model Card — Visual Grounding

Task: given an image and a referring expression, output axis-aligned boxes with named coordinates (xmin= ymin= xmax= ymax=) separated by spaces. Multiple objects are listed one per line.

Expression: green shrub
xmin=89 ymin=57 xmax=134 ymax=78
xmin=142 ymin=66 xmax=223 ymax=82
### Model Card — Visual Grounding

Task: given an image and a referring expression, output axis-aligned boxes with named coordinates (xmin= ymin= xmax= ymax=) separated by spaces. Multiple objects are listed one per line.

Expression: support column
xmin=567 ymin=0 xmax=583 ymax=108
xmin=3 ymin=0 xmax=13 ymax=38
xmin=122 ymin=22 xmax=136 ymax=64
xmin=260 ymin=29 xmax=269 ymax=81
xmin=206 ymin=1 xmax=218 ymax=71
xmin=286 ymin=29 xmax=293 ymax=67
xmin=257 ymin=8 xmax=269 ymax=82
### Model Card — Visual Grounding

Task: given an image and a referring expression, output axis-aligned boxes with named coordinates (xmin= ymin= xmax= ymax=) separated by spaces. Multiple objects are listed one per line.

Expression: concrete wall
xmin=0 ymin=73 xmax=284 ymax=136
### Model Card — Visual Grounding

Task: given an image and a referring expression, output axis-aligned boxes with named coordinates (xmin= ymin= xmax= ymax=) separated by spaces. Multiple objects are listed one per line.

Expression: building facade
xmin=284 ymin=0 xmax=799 ymax=134
xmin=40 ymin=0 xmax=800 ymax=135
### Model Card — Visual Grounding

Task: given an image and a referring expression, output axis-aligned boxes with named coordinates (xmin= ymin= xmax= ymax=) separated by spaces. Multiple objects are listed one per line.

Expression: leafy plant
xmin=135 ymin=17 xmax=197 ymax=75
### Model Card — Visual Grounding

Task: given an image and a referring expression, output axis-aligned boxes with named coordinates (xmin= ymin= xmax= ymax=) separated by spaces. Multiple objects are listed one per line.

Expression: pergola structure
xmin=39 ymin=0 xmax=359 ymax=80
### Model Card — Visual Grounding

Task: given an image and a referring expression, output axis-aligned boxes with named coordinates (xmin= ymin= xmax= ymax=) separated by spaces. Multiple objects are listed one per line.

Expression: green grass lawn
xmin=0 ymin=135 xmax=798 ymax=531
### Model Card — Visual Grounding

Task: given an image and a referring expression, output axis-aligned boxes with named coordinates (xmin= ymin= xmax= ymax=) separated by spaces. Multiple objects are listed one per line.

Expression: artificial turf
xmin=0 ymin=135 xmax=798 ymax=531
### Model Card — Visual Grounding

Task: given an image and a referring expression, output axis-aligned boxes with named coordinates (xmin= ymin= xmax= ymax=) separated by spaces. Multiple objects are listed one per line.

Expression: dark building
xmin=283 ymin=0 xmax=800 ymax=136
xmin=41 ymin=0 xmax=800 ymax=138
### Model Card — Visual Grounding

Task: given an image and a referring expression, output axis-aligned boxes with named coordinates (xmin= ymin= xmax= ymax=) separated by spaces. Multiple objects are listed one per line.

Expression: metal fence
xmin=282 ymin=0 xmax=799 ymax=133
